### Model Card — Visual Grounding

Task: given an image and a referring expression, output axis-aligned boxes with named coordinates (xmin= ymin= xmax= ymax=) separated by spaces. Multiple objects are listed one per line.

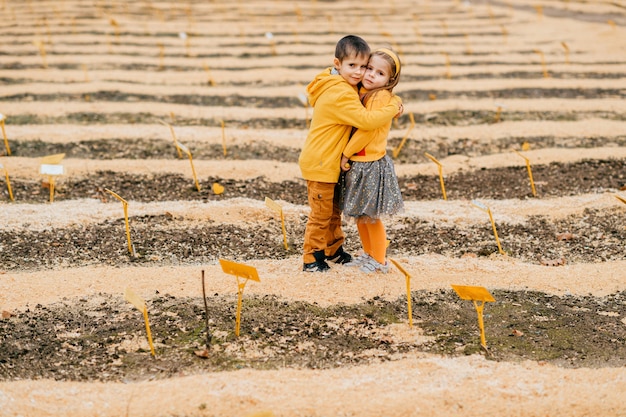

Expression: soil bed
xmin=1 ymin=289 xmax=625 ymax=383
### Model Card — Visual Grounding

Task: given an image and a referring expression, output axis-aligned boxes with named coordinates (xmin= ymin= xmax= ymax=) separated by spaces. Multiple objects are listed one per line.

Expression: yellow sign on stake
xmin=41 ymin=153 xmax=65 ymax=165
xmin=105 ymin=188 xmax=135 ymax=256
xmin=40 ymin=164 xmax=64 ymax=203
xmin=471 ymin=200 xmax=505 ymax=255
xmin=424 ymin=152 xmax=447 ymax=200
xmin=219 ymin=259 xmax=260 ymax=337
xmin=451 ymin=284 xmax=495 ymax=352
xmin=0 ymin=163 xmax=14 ymax=201
xmin=124 ymin=287 xmax=156 ymax=357
xmin=0 ymin=114 xmax=11 ymax=156
xmin=389 ymin=258 xmax=413 ymax=328
xmin=514 ymin=150 xmax=537 ymax=196
xmin=265 ymin=197 xmax=289 ymax=250
xmin=392 ymin=112 xmax=415 ymax=159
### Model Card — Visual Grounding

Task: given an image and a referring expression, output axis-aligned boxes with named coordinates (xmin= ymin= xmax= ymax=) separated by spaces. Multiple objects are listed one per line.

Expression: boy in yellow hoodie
xmin=299 ymin=35 xmax=403 ymax=272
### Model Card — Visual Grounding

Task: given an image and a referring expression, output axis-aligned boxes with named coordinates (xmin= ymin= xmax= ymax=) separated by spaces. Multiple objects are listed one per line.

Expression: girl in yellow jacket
xmin=340 ymin=48 xmax=405 ymax=274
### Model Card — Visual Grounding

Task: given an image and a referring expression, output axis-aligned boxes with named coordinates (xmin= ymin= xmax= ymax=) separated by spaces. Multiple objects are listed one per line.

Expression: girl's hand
xmin=341 ymin=155 xmax=351 ymax=172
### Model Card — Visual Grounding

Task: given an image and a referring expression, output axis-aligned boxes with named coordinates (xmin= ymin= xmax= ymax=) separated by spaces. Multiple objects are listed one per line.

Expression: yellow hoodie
xmin=298 ymin=67 xmax=401 ymax=183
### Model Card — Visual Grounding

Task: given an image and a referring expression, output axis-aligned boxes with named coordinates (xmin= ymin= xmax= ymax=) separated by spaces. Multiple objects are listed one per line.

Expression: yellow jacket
xmin=298 ymin=67 xmax=401 ymax=183
xmin=343 ymin=89 xmax=393 ymax=162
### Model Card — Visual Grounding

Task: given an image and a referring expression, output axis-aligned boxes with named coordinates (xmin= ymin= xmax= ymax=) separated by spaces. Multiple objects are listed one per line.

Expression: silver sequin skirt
xmin=341 ymin=155 xmax=404 ymax=220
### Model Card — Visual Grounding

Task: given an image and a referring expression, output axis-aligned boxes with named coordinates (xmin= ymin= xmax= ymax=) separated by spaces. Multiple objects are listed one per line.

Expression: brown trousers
xmin=302 ymin=180 xmax=344 ymax=263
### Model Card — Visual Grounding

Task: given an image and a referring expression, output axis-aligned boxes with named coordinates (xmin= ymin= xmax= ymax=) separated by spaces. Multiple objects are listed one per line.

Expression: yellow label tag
xmin=124 ymin=287 xmax=146 ymax=311
xmin=41 ymin=153 xmax=66 ymax=165
xmin=219 ymin=259 xmax=260 ymax=282
xmin=213 ymin=183 xmax=224 ymax=195
xmin=451 ymin=285 xmax=495 ymax=302
xmin=264 ymin=197 xmax=282 ymax=214
xmin=105 ymin=188 xmax=126 ymax=204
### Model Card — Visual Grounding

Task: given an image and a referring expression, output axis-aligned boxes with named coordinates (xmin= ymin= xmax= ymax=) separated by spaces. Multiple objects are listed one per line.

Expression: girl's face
xmin=362 ymin=54 xmax=392 ymax=90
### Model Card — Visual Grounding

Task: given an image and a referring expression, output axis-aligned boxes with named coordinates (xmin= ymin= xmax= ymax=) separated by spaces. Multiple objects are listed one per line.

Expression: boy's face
xmin=333 ymin=53 xmax=369 ymax=87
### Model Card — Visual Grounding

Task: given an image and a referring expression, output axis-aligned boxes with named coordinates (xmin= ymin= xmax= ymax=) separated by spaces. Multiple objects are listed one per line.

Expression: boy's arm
xmin=334 ymin=91 xmax=402 ymax=131
xmin=343 ymin=92 xmax=400 ymax=158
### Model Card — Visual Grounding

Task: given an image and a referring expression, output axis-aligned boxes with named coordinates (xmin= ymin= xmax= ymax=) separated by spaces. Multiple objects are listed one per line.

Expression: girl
xmin=340 ymin=48 xmax=404 ymax=273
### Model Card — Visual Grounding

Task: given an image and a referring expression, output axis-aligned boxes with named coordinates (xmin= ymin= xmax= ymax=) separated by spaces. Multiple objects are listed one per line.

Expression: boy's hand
xmin=394 ymin=103 xmax=404 ymax=118
xmin=341 ymin=155 xmax=351 ymax=172
xmin=394 ymin=96 xmax=404 ymax=118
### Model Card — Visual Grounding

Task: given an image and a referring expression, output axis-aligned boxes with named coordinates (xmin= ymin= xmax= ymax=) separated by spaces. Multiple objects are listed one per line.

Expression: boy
xmin=299 ymin=35 xmax=403 ymax=272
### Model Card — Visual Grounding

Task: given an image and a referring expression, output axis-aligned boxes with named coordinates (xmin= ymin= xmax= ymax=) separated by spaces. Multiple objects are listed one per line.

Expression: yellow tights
xmin=356 ymin=218 xmax=387 ymax=264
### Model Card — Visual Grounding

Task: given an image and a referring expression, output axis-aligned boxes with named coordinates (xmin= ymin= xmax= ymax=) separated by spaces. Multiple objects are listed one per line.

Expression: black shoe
xmin=327 ymin=247 xmax=353 ymax=264
xmin=303 ymin=261 xmax=330 ymax=272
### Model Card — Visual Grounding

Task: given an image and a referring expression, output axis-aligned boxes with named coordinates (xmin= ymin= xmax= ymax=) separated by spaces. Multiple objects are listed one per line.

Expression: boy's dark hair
xmin=335 ymin=35 xmax=370 ymax=61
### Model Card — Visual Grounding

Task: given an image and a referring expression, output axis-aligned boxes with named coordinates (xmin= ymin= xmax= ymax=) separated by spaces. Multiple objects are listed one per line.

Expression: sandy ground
xmin=1 ymin=0 xmax=626 ymax=415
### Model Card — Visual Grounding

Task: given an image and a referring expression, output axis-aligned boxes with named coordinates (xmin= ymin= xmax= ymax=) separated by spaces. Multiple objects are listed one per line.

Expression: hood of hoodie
xmin=306 ymin=67 xmax=351 ymax=107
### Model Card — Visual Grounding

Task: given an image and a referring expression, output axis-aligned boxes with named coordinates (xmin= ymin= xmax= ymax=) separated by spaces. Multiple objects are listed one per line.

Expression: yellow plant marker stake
xmin=389 ymin=258 xmax=413 ymax=328
xmin=105 ymin=188 xmax=134 ymax=256
xmin=176 ymin=142 xmax=200 ymax=192
xmin=514 ymin=150 xmax=537 ymax=196
xmin=41 ymin=153 xmax=65 ymax=165
xmin=202 ymin=63 xmax=216 ymax=86
xmin=424 ymin=152 xmax=447 ymax=200
xmin=615 ymin=194 xmax=626 ymax=205
xmin=500 ymin=24 xmax=508 ymax=44
xmin=157 ymin=42 xmax=165 ymax=71
xmin=265 ymin=197 xmax=289 ymax=250
xmin=158 ymin=119 xmax=182 ymax=158
xmin=494 ymin=102 xmax=507 ymax=123
xmin=33 ymin=40 xmax=47 ymax=68
xmin=265 ymin=32 xmax=277 ymax=56
xmin=40 ymin=164 xmax=64 ymax=203
xmin=471 ymin=200 xmax=505 ymax=255
xmin=124 ymin=287 xmax=156 ymax=357
xmin=220 ymin=119 xmax=227 ymax=156
xmin=219 ymin=259 xmax=260 ymax=337
xmin=561 ymin=41 xmax=570 ymax=64
xmin=534 ymin=49 xmax=550 ymax=78
xmin=0 ymin=114 xmax=11 ymax=155
xmin=443 ymin=53 xmax=451 ymax=79
xmin=392 ymin=112 xmax=415 ymax=158
xmin=451 ymin=285 xmax=495 ymax=352
xmin=0 ymin=163 xmax=14 ymax=201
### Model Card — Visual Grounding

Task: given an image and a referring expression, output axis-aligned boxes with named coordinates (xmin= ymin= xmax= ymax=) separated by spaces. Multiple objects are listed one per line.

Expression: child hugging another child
xmin=299 ymin=36 xmax=403 ymax=273
xmin=340 ymin=48 xmax=405 ymax=274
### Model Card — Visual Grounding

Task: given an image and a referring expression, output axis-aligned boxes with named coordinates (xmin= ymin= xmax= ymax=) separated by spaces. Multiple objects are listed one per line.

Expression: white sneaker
xmin=345 ymin=253 xmax=371 ymax=267
xmin=359 ymin=257 xmax=390 ymax=274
